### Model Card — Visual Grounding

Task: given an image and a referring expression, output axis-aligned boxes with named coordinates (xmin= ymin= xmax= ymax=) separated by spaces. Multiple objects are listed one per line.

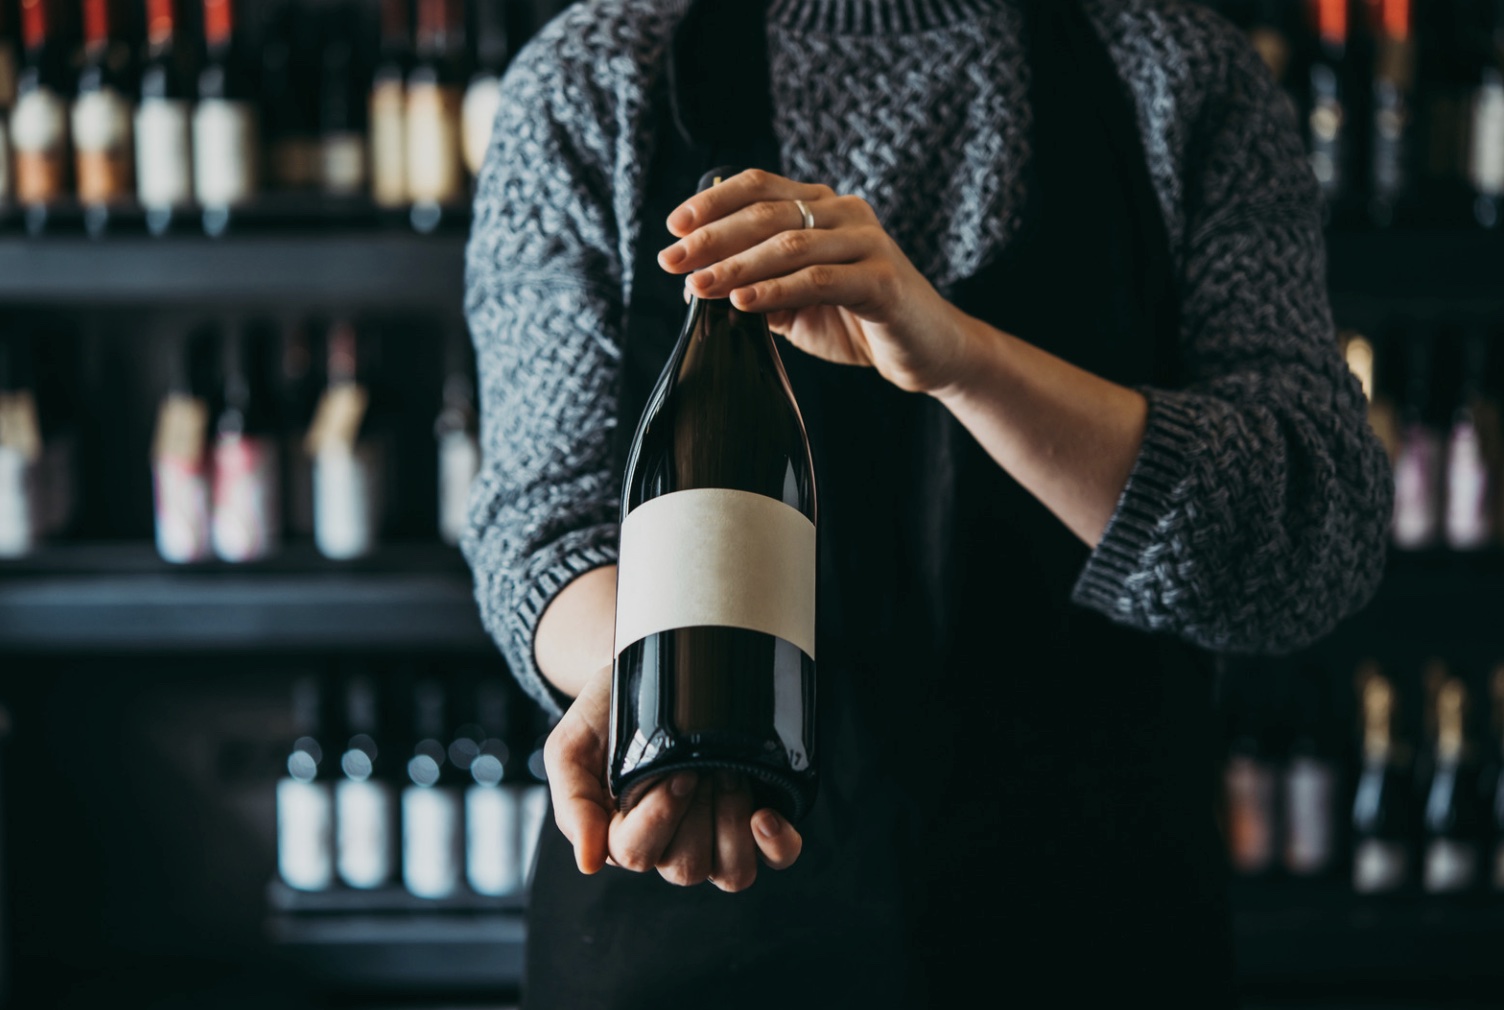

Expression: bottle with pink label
xmin=1444 ymin=332 xmax=1494 ymax=551
xmin=211 ymin=327 xmax=281 ymax=563
xmin=1392 ymin=333 xmax=1442 ymax=550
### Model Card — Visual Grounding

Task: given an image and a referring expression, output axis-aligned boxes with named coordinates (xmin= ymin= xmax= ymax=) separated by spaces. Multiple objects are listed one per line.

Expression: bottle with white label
xmin=1468 ymin=7 xmax=1504 ymax=229
xmin=1444 ymin=333 xmax=1494 ymax=550
xmin=405 ymin=0 xmax=466 ymax=231
xmin=0 ymin=1 xmax=13 ymax=221
xmin=335 ymin=672 xmax=397 ymax=890
xmin=1222 ymin=701 xmax=1276 ymax=877
xmin=1352 ymin=668 xmax=1413 ymax=895
xmin=465 ymin=676 xmax=521 ymax=897
xmin=193 ymin=0 xmax=258 ymax=237
xmin=1423 ymin=676 xmax=1482 ymax=895
xmin=370 ymin=0 xmax=410 ymax=213
xmin=460 ymin=0 xmax=508 ymax=179
xmin=309 ymin=320 xmax=382 ymax=561
xmin=609 ymin=167 xmax=819 ymax=822
xmin=1392 ymin=333 xmax=1442 ymax=550
xmin=435 ymin=330 xmax=479 ymax=547
xmin=152 ymin=333 xmax=212 ymax=564
xmin=318 ymin=4 xmax=368 ymax=198
xmin=261 ymin=2 xmax=317 ymax=196
xmin=0 ymin=336 xmax=41 ymax=558
xmin=277 ymin=674 xmax=337 ymax=892
xmin=211 ymin=327 xmax=281 ymax=563
xmin=402 ymin=677 xmax=463 ymax=899
xmin=72 ymin=0 xmax=134 ymax=237
xmin=11 ymin=0 xmax=69 ymax=235
xmin=1282 ymin=671 xmax=1337 ymax=877
xmin=135 ymin=0 xmax=195 ymax=236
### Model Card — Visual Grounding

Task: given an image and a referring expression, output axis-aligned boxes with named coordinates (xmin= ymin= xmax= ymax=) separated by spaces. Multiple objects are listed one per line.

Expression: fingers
xmin=667 ymin=168 xmax=834 ymax=237
xmin=709 ymin=773 xmax=759 ymax=893
xmin=656 ymin=773 xmax=715 ymax=886
xmin=731 ymin=260 xmax=900 ymax=319
xmin=544 ymin=673 xmax=615 ymax=875
xmin=685 ymin=227 xmax=876 ymax=302
xmin=607 ymin=771 xmax=699 ymax=872
xmin=751 ymin=808 xmax=804 ymax=871
xmin=660 ymin=196 xmax=867 ymax=276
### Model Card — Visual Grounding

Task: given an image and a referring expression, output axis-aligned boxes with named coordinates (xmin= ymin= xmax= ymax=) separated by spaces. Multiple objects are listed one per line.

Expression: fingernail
xmin=732 ymin=287 xmax=758 ymax=307
xmin=692 ymin=268 xmax=715 ymax=288
xmin=755 ymin=810 xmax=783 ymax=838
xmin=670 ymin=771 xmax=697 ymax=798
xmin=658 ymin=244 xmax=685 ymax=268
xmin=667 ymin=207 xmax=695 ymax=232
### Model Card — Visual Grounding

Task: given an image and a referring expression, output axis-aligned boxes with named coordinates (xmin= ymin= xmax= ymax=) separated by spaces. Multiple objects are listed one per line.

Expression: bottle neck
xmin=381 ymin=0 xmax=410 ymax=49
xmin=415 ymin=0 xmax=455 ymax=60
xmin=203 ymin=0 xmax=234 ymax=51
xmin=83 ymin=0 xmax=111 ymax=47
xmin=146 ymin=0 xmax=176 ymax=49
xmin=21 ymin=0 xmax=47 ymax=53
xmin=1312 ymin=0 xmax=1348 ymax=51
xmin=1361 ymin=678 xmax=1394 ymax=764
xmin=1376 ymin=0 xmax=1410 ymax=42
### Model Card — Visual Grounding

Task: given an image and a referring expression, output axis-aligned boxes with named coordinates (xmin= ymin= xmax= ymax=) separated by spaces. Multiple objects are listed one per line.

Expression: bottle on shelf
xmin=405 ymin=0 xmax=466 ymax=232
xmin=519 ymin=707 xmax=552 ymax=888
xmin=335 ymin=669 xmax=397 ymax=890
xmin=464 ymin=673 xmax=521 ymax=897
xmin=151 ymin=331 xmax=212 ymax=564
xmin=402 ymin=676 xmax=464 ymax=899
xmin=135 ymin=0 xmax=196 ymax=236
xmin=0 ymin=334 xmax=40 ymax=558
xmin=318 ymin=3 xmax=369 ymax=199
xmin=1443 ymin=331 xmax=1494 ymax=550
xmin=1223 ymin=693 xmax=1278 ymax=877
xmin=1343 ymin=330 xmax=1397 ymax=461
xmin=1391 ymin=331 xmax=1442 ymax=550
xmin=460 ymin=0 xmax=508 ymax=179
xmin=1352 ymin=665 xmax=1412 ymax=895
xmin=435 ymin=327 xmax=479 ymax=547
xmin=11 ymin=0 xmax=70 ymax=235
xmin=193 ymin=0 xmax=258 ymax=236
xmin=0 ymin=0 xmax=14 ymax=219
xmin=306 ymin=319 xmax=382 ymax=561
xmin=277 ymin=673 xmax=338 ymax=893
xmin=609 ymin=168 xmax=819 ymax=823
xmin=369 ymin=0 xmax=410 ymax=213
xmin=72 ymin=0 xmax=134 ymax=237
xmin=1467 ymin=0 xmax=1504 ymax=228
xmin=261 ymin=1 xmax=317 ymax=195
xmin=1367 ymin=0 xmax=1416 ymax=225
xmin=211 ymin=326 xmax=281 ymax=563
xmin=1303 ymin=0 xmax=1363 ymax=218
xmin=1283 ymin=669 xmax=1339 ymax=877
xmin=278 ymin=322 xmax=320 ymax=539
xmin=1416 ymin=0 xmax=1472 ymax=224
xmin=1489 ymin=665 xmax=1504 ymax=890
xmin=1422 ymin=674 xmax=1483 ymax=894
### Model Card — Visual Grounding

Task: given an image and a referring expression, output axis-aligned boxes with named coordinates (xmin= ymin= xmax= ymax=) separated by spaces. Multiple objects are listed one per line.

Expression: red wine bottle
xmin=72 ymin=0 xmax=135 ymax=236
xmin=1422 ymin=675 xmax=1483 ymax=894
xmin=136 ymin=0 xmax=196 ymax=236
xmin=609 ymin=168 xmax=818 ymax=822
xmin=193 ymin=0 xmax=258 ymax=236
xmin=1367 ymin=0 xmax=1416 ymax=225
xmin=1352 ymin=668 xmax=1413 ymax=894
xmin=405 ymin=0 xmax=464 ymax=230
xmin=11 ymin=0 xmax=70 ymax=234
xmin=369 ymin=0 xmax=410 ymax=211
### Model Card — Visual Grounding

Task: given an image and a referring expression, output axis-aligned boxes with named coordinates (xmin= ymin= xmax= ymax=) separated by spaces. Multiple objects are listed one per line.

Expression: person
xmin=461 ymin=0 xmax=1391 ymax=1005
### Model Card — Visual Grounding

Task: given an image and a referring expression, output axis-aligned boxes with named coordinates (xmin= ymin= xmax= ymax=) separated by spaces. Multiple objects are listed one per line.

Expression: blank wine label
xmin=615 ymin=488 xmax=816 ymax=659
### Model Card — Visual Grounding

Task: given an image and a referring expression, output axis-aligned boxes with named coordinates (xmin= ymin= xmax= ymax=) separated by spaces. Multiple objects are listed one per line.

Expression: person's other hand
xmin=657 ymin=168 xmax=974 ymax=395
xmin=544 ymin=664 xmax=804 ymax=890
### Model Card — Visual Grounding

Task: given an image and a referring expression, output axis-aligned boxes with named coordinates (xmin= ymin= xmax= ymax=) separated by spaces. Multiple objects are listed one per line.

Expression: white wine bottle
xmin=608 ymin=167 xmax=818 ymax=821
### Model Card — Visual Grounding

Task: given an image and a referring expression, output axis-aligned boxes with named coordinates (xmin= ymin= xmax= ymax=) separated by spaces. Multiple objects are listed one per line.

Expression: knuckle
xmin=778 ymin=229 xmax=809 ymax=257
xmin=807 ymin=265 xmax=835 ymax=291
xmin=742 ymin=168 xmax=771 ymax=188
xmin=813 ymin=183 xmax=836 ymax=199
xmin=617 ymin=846 xmax=654 ymax=873
xmin=753 ymin=200 xmax=784 ymax=226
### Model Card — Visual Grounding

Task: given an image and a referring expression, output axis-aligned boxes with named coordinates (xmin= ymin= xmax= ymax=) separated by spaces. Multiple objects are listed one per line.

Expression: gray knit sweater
xmin=462 ymin=0 xmax=1393 ymax=716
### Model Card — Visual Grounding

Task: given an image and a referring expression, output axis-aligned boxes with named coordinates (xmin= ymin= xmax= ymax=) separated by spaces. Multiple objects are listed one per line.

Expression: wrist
xmin=925 ymin=308 xmax=995 ymax=402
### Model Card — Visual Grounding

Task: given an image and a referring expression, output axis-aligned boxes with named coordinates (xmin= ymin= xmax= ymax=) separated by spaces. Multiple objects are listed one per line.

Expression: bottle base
xmin=614 ymin=757 xmax=816 ymax=823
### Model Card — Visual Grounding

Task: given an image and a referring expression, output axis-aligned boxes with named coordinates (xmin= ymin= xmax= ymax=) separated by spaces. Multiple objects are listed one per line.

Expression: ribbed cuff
xmin=507 ymin=524 xmax=620 ymax=717
xmin=1071 ymin=391 xmax=1202 ymax=618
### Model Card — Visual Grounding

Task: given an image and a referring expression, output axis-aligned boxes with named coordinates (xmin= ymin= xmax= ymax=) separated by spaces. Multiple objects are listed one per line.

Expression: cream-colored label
xmin=461 ymin=74 xmax=501 ymax=177
xmin=192 ymin=99 xmax=259 ymax=206
xmin=369 ymin=81 xmax=407 ymax=206
xmin=405 ymin=84 xmax=463 ymax=203
xmin=136 ymin=99 xmax=194 ymax=207
xmin=615 ymin=487 xmax=816 ymax=659
xmin=1471 ymin=81 xmax=1504 ymax=196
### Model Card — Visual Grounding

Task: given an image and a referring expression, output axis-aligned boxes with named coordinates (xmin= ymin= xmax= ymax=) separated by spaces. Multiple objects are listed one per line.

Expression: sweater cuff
xmin=509 ymin=524 xmax=620 ymax=717
xmin=1071 ymin=391 xmax=1201 ymax=617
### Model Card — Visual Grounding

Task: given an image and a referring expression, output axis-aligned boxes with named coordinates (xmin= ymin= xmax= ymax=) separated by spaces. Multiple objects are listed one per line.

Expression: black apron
xmin=525 ymin=1 xmax=1236 ymax=1005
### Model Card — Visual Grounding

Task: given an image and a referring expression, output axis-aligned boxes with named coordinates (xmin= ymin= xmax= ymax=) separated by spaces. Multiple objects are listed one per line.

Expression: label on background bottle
xmin=1354 ymin=838 xmax=1408 ymax=894
xmin=10 ymin=86 xmax=68 ymax=203
xmin=1283 ymin=756 xmax=1335 ymax=875
xmin=1471 ymin=78 xmax=1504 ymax=197
xmin=0 ymin=447 xmax=36 ymax=559
xmin=211 ymin=434 xmax=279 ymax=562
xmin=313 ymin=443 xmax=380 ymax=560
xmin=336 ymin=778 xmax=395 ymax=889
xmin=153 ymin=456 xmax=212 ymax=564
xmin=1445 ymin=419 xmax=1491 ymax=548
xmin=135 ymin=98 xmax=193 ymax=208
xmin=192 ymin=98 xmax=259 ymax=207
xmin=519 ymin=783 xmax=549 ymax=887
xmin=615 ymin=488 xmax=817 ymax=659
xmin=466 ymin=784 xmax=523 ymax=896
xmin=72 ymin=88 xmax=134 ymax=203
xmin=1393 ymin=424 xmax=1441 ymax=549
xmin=405 ymin=84 xmax=463 ymax=204
xmin=1424 ymin=839 xmax=1478 ymax=893
xmin=1224 ymin=755 xmax=1276 ymax=874
xmin=277 ymin=778 xmax=334 ymax=892
xmin=402 ymin=784 xmax=462 ymax=899
xmin=320 ymin=131 xmax=367 ymax=196
xmin=369 ymin=80 xmax=406 ymax=207
xmin=461 ymin=74 xmax=500 ymax=178
xmin=438 ymin=429 xmax=479 ymax=546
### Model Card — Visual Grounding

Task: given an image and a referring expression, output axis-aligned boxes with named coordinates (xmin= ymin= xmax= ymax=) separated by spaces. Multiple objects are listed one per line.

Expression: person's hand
xmin=544 ymin=664 xmax=804 ymax=890
xmin=657 ymin=168 xmax=975 ymax=395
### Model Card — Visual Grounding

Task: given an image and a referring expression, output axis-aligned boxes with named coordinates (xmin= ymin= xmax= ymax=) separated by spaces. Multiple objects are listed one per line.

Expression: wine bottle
xmin=307 ymin=320 xmax=382 ymax=561
xmin=402 ymin=676 xmax=463 ymax=899
xmin=608 ymin=168 xmax=818 ymax=822
xmin=1223 ymin=695 xmax=1277 ymax=876
xmin=405 ymin=0 xmax=464 ymax=231
xmin=151 ymin=331 xmax=212 ymax=564
xmin=211 ymin=326 xmax=281 ymax=563
xmin=72 ymin=0 xmax=134 ymax=236
xmin=277 ymin=674 xmax=337 ymax=892
xmin=1305 ymin=0 xmax=1359 ymax=214
xmin=1392 ymin=332 xmax=1442 ymax=550
xmin=1467 ymin=0 xmax=1504 ymax=228
xmin=369 ymin=0 xmax=409 ymax=211
xmin=10 ymin=0 xmax=70 ymax=234
xmin=1367 ymin=0 xmax=1416 ymax=225
xmin=335 ymin=670 xmax=397 ymax=890
xmin=0 ymin=0 xmax=15 ymax=219
xmin=1423 ymin=676 xmax=1482 ymax=893
xmin=459 ymin=0 xmax=506 ymax=179
xmin=1352 ymin=668 xmax=1412 ymax=894
xmin=193 ymin=0 xmax=258 ymax=237
xmin=135 ymin=0 xmax=195 ymax=236
xmin=1343 ymin=331 xmax=1398 ymax=461
xmin=465 ymin=675 xmax=522 ymax=897
xmin=435 ymin=328 xmax=479 ymax=547
xmin=318 ymin=3 xmax=368 ymax=198
xmin=1283 ymin=669 xmax=1338 ymax=876
xmin=0 ymin=335 xmax=40 ymax=558
xmin=261 ymin=1 xmax=316 ymax=194
xmin=1416 ymin=0 xmax=1471 ymax=224
xmin=1489 ymin=666 xmax=1504 ymax=890
xmin=1444 ymin=331 xmax=1493 ymax=550
xmin=278 ymin=322 xmax=319 ymax=539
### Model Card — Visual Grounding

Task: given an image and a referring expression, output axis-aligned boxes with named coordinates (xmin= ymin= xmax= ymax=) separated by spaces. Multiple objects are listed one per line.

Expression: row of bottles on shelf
xmin=0 ymin=321 xmax=481 ymax=561
xmin=1343 ymin=327 xmax=1504 ymax=552
xmin=1222 ymin=658 xmax=1504 ymax=896
xmin=276 ymin=669 xmax=553 ymax=899
xmin=0 ymin=0 xmax=520 ymax=236
xmin=1207 ymin=0 xmax=1504 ymax=228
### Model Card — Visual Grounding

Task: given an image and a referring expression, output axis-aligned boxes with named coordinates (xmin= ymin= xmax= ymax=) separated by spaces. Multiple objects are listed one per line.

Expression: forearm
xmin=931 ymin=310 xmax=1148 ymax=547
xmin=534 ymin=565 xmax=618 ymax=699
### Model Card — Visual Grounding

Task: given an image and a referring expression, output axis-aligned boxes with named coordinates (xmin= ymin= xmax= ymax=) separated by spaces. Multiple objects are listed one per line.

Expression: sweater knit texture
xmin=462 ymin=0 xmax=1393 ymax=716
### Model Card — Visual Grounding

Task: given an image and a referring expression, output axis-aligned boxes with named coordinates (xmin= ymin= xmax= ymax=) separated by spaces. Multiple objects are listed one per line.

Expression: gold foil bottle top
xmin=1435 ymin=678 xmax=1466 ymax=764
xmin=1343 ymin=333 xmax=1375 ymax=402
xmin=1361 ymin=674 xmax=1394 ymax=763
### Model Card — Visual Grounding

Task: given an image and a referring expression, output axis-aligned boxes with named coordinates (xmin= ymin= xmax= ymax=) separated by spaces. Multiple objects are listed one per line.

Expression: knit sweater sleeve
xmin=461 ymin=11 xmax=638 ymax=717
xmin=1071 ymin=17 xmax=1393 ymax=653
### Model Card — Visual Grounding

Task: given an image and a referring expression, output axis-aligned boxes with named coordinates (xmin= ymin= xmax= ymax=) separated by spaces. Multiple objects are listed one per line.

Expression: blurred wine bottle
xmin=277 ymin=673 xmax=338 ymax=892
xmin=460 ymin=0 xmax=508 ymax=178
xmin=0 ymin=0 xmax=14 ymax=218
xmin=279 ymin=321 xmax=320 ymax=539
xmin=1467 ymin=0 xmax=1504 ymax=228
xmin=11 ymin=0 xmax=70 ymax=235
xmin=1284 ymin=669 xmax=1339 ymax=876
xmin=261 ymin=1 xmax=317 ymax=194
xmin=308 ymin=319 xmax=382 ymax=561
xmin=406 ymin=0 xmax=465 ymax=231
xmin=1490 ymin=666 xmax=1504 ymax=890
xmin=1444 ymin=330 xmax=1494 ymax=549
xmin=1392 ymin=330 xmax=1442 ymax=549
xmin=194 ymin=0 xmax=258 ymax=236
xmin=1366 ymin=0 xmax=1416 ymax=225
xmin=465 ymin=673 xmax=521 ymax=897
xmin=1224 ymin=686 xmax=1278 ymax=877
xmin=1421 ymin=674 xmax=1482 ymax=894
xmin=319 ymin=2 xmax=369 ymax=198
xmin=1352 ymin=665 xmax=1413 ymax=894
xmin=0 ymin=334 xmax=40 ymax=557
xmin=402 ymin=676 xmax=464 ymax=899
xmin=211 ymin=325 xmax=281 ymax=562
xmin=151 ymin=330 xmax=212 ymax=563
xmin=370 ymin=0 xmax=410 ymax=211
xmin=136 ymin=0 xmax=196 ymax=236
xmin=335 ymin=669 xmax=398 ymax=890
xmin=435 ymin=327 xmax=479 ymax=547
